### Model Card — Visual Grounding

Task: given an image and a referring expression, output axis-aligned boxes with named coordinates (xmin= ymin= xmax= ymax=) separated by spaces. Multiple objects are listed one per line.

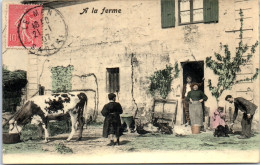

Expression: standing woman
xmin=186 ymin=83 xmax=208 ymax=134
xmin=182 ymin=76 xmax=204 ymax=126
xmin=101 ymin=93 xmax=123 ymax=146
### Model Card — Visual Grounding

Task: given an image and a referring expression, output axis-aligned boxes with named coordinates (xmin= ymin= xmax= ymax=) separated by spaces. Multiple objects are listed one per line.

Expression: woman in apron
xmin=186 ymin=83 xmax=208 ymax=134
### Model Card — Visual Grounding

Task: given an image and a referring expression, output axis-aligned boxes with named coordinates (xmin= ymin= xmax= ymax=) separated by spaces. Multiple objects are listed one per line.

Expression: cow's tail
xmin=78 ymin=93 xmax=88 ymax=128
xmin=83 ymin=96 xmax=88 ymax=127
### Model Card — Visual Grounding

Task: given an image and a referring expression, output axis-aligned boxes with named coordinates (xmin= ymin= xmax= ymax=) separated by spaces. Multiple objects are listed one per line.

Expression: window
xmin=161 ymin=0 xmax=218 ymax=28
xmin=179 ymin=0 xmax=203 ymax=24
xmin=106 ymin=68 xmax=119 ymax=93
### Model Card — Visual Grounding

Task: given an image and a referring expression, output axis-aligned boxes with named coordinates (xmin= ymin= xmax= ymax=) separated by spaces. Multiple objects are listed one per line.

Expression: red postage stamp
xmin=8 ymin=4 xmax=43 ymax=48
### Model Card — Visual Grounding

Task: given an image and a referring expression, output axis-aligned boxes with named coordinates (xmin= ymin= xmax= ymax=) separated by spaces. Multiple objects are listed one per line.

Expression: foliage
xmin=2 ymin=67 xmax=27 ymax=112
xmin=20 ymin=124 xmax=41 ymax=141
xmin=49 ymin=120 xmax=71 ymax=136
xmin=51 ymin=65 xmax=74 ymax=93
xmin=206 ymin=9 xmax=259 ymax=102
xmin=55 ymin=142 xmax=73 ymax=154
xmin=149 ymin=63 xmax=180 ymax=99
xmin=3 ymin=67 xmax=27 ymax=90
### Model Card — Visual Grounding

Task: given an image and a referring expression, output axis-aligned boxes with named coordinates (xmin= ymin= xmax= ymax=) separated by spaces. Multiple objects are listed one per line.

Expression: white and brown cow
xmin=9 ymin=92 xmax=88 ymax=142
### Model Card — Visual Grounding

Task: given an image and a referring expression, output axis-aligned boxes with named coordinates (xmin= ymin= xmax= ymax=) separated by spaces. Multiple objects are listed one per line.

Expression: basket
xmin=3 ymin=133 xmax=21 ymax=144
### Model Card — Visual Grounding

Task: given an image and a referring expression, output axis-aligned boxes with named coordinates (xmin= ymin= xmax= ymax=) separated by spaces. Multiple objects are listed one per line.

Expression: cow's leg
xmin=76 ymin=112 xmax=84 ymax=141
xmin=67 ymin=111 xmax=77 ymax=141
xmin=37 ymin=124 xmax=44 ymax=139
xmin=42 ymin=123 xmax=50 ymax=143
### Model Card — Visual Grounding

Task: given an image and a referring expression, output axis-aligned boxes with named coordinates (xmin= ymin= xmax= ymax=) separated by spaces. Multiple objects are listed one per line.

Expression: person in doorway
xmin=182 ymin=76 xmax=203 ymax=126
xmin=186 ymin=83 xmax=208 ymax=133
xmin=101 ymin=93 xmax=123 ymax=146
xmin=225 ymin=95 xmax=257 ymax=139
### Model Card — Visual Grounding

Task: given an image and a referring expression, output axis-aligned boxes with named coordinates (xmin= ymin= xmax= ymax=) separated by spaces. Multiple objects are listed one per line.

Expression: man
xmin=101 ymin=93 xmax=123 ymax=146
xmin=225 ymin=95 xmax=258 ymax=139
xmin=182 ymin=76 xmax=204 ymax=126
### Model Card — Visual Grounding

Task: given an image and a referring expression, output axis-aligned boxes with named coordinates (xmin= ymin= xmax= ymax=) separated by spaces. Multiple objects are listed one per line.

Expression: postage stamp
xmin=8 ymin=4 xmax=68 ymax=56
xmin=8 ymin=4 xmax=43 ymax=48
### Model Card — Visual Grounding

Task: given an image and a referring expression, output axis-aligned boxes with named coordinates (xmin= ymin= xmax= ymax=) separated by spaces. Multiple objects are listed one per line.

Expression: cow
xmin=8 ymin=92 xmax=88 ymax=142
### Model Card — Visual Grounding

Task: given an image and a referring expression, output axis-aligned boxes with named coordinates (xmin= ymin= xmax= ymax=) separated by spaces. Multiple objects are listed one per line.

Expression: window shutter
xmin=161 ymin=0 xmax=175 ymax=28
xmin=203 ymin=0 xmax=218 ymax=23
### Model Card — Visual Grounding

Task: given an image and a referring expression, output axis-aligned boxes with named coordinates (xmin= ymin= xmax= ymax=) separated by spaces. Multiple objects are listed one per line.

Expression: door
xmin=181 ymin=61 xmax=205 ymax=124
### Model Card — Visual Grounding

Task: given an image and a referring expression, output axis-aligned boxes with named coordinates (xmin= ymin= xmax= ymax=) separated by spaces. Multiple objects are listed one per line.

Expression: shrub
xmin=149 ymin=63 xmax=179 ymax=99
xmin=2 ymin=67 xmax=27 ymax=112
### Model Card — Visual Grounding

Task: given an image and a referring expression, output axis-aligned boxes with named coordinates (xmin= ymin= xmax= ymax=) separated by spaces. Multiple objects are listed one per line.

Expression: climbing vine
xmin=206 ymin=9 xmax=259 ymax=103
xmin=149 ymin=63 xmax=180 ymax=99
xmin=51 ymin=65 xmax=74 ymax=93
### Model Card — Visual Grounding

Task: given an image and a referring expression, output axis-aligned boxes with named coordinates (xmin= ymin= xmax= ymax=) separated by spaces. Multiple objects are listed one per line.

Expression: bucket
xmin=121 ymin=115 xmax=135 ymax=132
xmin=3 ymin=133 xmax=21 ymax=144
xmin=121 ymin=115 xmax=134 ymax=126
xmin=191 ymin=125 xmax=200 ymax=134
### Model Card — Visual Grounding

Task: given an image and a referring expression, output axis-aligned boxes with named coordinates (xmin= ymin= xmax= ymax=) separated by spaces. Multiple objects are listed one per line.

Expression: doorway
xmin=181 ymin=61 xmax=204 ymax=92
xmin=181 ymin=61 xmax=205 ymax=124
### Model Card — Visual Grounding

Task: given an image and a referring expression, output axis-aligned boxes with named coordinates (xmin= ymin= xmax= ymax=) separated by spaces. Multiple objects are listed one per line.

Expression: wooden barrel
xmin=191 ymin=126 xmax=201 ymax=134
xmin=3 ymin=133 xmax=21 ymax=144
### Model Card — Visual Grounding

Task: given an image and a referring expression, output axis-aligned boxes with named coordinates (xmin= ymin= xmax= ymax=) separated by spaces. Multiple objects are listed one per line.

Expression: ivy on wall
xmin=51 ymin=65 xmax=74 ymax=93
xmin=206 ymin=9 xmax=259 ymax=103
xmin=149 ymin=63 xmax=180 ymax=99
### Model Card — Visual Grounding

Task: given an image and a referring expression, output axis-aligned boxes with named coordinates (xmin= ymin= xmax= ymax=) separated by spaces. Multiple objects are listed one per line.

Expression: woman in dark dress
xmin=186 ymin=83 xmax=208 ymax=133
xmin=101 ymin=93 xmax=123 ymax=146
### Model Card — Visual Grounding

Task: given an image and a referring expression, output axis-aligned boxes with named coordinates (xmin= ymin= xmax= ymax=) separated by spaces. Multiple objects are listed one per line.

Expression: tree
xmin=206 ymin=9 xmax=259 ymax=104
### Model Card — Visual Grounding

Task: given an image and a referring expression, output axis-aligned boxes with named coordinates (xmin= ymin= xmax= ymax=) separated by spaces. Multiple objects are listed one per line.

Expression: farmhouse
xmin=2 ymin=0 xmax=259 ymax=131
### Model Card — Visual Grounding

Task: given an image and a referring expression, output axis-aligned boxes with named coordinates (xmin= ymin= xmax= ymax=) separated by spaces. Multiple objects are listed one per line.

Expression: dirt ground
xmin=2 ymin=124 xmax=260 ymax=163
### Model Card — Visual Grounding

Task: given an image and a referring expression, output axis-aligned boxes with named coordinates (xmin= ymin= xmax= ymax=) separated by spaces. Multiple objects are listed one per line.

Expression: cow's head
xmin=9 ymin=119 xmax=23 ymax=134
xmin=8 ymin=101 xmax=35 ymax=134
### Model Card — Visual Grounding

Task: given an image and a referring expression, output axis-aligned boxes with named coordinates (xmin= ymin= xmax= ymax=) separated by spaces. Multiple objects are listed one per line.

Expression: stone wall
xmin=2 ymin=0 xmax=259 ymax=129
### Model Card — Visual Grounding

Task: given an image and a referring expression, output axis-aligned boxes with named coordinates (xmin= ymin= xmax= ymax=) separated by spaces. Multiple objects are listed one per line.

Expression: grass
xmin=3 ymin=120 xmax=102 ymax=142
xmin=122 ymin=132 xmax=260 ymax=151
xmin=2 ymin=121 xmax=72 ymax=154
xmin=3 ymin=124 xmax=259 ymax=154
xmin=2 ymin=142 xmax=45 ymax=154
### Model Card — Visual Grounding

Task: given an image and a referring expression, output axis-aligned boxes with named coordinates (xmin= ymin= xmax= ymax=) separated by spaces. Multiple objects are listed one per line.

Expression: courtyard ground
xmin=2 ymin=124 xmax=260 ymax=163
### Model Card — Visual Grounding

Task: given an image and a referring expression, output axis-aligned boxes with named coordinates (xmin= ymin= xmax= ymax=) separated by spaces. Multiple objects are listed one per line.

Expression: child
xmin=211 ymin=107 xmax=230 ymax=137
xmin=101 ymin=93 xmax=123 ymax=146
xmin=211 ymin=107 xmax=226 ymax=129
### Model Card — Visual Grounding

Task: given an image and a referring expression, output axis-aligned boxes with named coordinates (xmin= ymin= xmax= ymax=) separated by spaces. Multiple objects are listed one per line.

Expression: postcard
xmin=1 ymin=0 xmax=260 ymax=163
